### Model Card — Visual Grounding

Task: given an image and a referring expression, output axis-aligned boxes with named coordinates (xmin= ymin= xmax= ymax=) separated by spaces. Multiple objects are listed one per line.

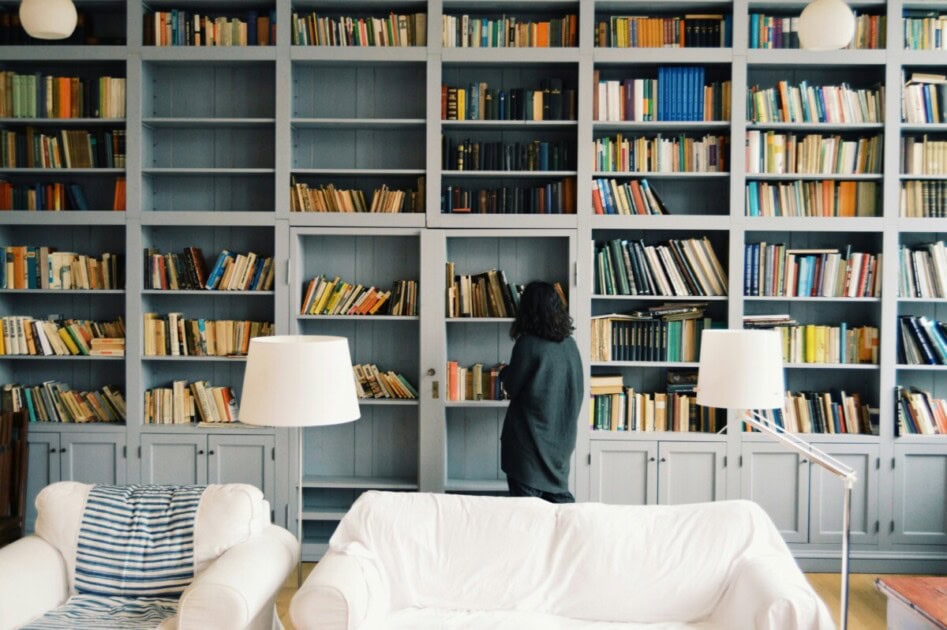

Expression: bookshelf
xmin=6 ymin=0 xmax=945 ymax=570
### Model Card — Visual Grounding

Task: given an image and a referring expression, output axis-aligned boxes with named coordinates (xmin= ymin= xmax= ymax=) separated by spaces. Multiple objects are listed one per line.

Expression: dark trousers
xmin=507 ymin=477 xmax=575 ymax=503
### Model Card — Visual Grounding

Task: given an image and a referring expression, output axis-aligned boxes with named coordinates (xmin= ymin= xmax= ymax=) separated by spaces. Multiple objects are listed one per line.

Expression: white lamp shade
xmin=696 ymin=329 xmax=785 ymax=410
xmin=798 ymin=0 xmax=856 ymax=51
xmin=19 ymin=0 xmax=77 ymax=40
xmin=239 ymin=335 xmax=360 ymax=428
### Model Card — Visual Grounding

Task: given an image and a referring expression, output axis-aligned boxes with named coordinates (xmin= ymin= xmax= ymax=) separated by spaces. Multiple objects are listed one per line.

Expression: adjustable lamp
xmin=798 ymin=0 xmax=856 ymax=50
xmin=696 ymin=328 xmax=856 ymax=630
xmin=240 ymin=335 xmax=361 ymax=582
xmin=19 ymin=0 xmax=77 ymax=40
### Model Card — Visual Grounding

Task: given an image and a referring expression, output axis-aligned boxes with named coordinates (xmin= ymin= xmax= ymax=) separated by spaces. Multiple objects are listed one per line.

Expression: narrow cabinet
xmin=140 ymin=433 xmax=276 ymax=507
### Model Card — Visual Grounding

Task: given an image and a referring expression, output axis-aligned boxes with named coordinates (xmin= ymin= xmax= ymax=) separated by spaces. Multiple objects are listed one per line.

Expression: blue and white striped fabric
xmin=20 ymin=594 xmax=179 ymax=629
xmin=75 ymin=484 xmax=205 ymax=597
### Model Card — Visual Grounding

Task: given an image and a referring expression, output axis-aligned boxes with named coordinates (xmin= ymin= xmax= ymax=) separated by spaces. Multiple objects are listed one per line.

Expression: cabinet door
xmin=658 ymin=442 xmax=727 ymax=505
xmin=891 ymin=444 xmax=947 ymax=546
xmin=140 ymin=434 xmax=208 ymax=486
xmin=809 ymin=443 xmax=879 ymax=545
xmin=25 ymin=433 xmax=60 ymax=533
xmin=60 ymin=433 xmax=126 ymax=485
xmin=590 ymin=441 xmax=657 ymax=505
xmin=741 ymin=442 xmax=809 ymax=543
xmin=208 ymin=434 xmax=275 ymax=506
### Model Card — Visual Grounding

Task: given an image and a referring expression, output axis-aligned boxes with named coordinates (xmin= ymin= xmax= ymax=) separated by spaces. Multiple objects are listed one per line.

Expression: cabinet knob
xmin=649 ymin=456 xmax=656 ymax=462
xmin=426 ymin=368 xmax=436 ymax=376
xmin=208 ymin=450 xmax=215 ymax=455
xmin=801 ymin=458 xmax=808 ymax=464
xmin=49 ymin=447 xmax=56 ymax=453
xmin=660 ymin=457 xmax=667 ymax=463
xmin=60 ymin=448 xmax=66 ymax=453
xmin=198 ymin=449 xmax=205 ymax=455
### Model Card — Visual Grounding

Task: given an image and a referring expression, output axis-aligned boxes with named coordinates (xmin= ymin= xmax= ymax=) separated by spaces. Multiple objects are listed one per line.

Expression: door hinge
xmin=891 ymin=457 xmax=896 ymax=469
xmin=271 ymin=446 xmax=276 ymax=461
xmin=890 ymin=521 xmax=895 ymax=534
xmin=284 ymin=259 xmax=291 ymax=286
xmin=122 ymin=445 xmax=126 ymax=459
xmin=739 ymin=455 xmax=743 ymax=467
xmin=874 ymin=520 xmax=879 ymax=534
xmin=432 ymin=380 xmax=439 ymax=399
xmin=723 ymin=455 xmax=727 ymax=468
xmin=271 ymin=509 xmax=275 ymax=523
xmin=573 ymin=261 xmax=578 ymax=287
xmin=587 ymin=453 xmax=591 ymax=466
xmin=876 ymin=457 xmax=880 ymax=470
xmin=138 ymin=446 xmax=142 ymax=458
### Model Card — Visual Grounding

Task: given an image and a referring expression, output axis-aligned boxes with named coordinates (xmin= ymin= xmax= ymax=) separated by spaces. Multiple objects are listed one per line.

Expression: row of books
xmin=0 ymin=180 xmax=92 ymax=211
xmin=591 ymin=304 xmax=716 ymax=363
xmin=903 ymin=12 xmax=947 ymax=50
xmin=899 ymin=241 xmax=947 ymax=298
xmin=594 ymin=238 xmax=728 ymax=298
xmin=754 ymin=390 xmax=872 ymax=434
xmin=593 ymin=134 xmax=728 ymax=173
xmin=589 ymin=371 xmax=722 ymax=432
xmin=745 ymin=132 xmax=882 ymax=175
xmin=749 ymin=319 xmax=879 ymax=364
xmin=142 ymin=314 xmax=273 ymax=357
xmin=292 ymin=12 xmax=426 ymax=47
xmin=443 ymin=81 xmax=575 ymax=122
xmin=353 ymin=364 xmax=417 ymax=400
xmin=745 ymin=180 xmax=878 ymax=217
xmin=144 ymin=380 xmax=237 ymax=425
xmin=902 ymin=72 xmax=947 ymax=124
xmin=441 ymin=14 xmax=577 ymax=48
xmin=2 ymin=247 xmax=119 ymax=290
xmin=300 ymin=276 xmax=416 ymax=317
xmin=442 ymin=138 xmax=571 ymax=172
xmin=0 ymin=317 xmax=124 ymax=356
xmin=593 ymin=70 xmax=731 ymax=122
xmin=896 ymin=385 xmax=947 ymax=435
xmin=445 ymin=362 xmax=506 ymax=401
xmin=1 ymin=382 xmax=126 ymax=423
xmin=447 ymin=264 xmax=517 ymax=318
xmin=591 ymin=178 xmax=668 ymax=216
xmin=743 ymin=244 xmax=882 ymax=298
xmin=749 ymin=13 xmax=884 ymax=49
xmin=442 ymin=180 xmax=576 ymax=214
xmin=898 ymin=315 xmax=947 ymax=365
xmin=145 ymin=248 xmax=273 ymax=292
xmin=901 ymin=180 xmax=947 ymax=218
xmin=902 ymin=136 xmax=947 ymax=175
xmin=747 ymin=81 xmax=884 ymax=124
xmin=0 ymin=73 xmax=125 ymax=119
xmin=144 ymin=10 xmax=275 ymax=46
xmin=290 ymin=178 xmax=424 ymax=214
xmin=0 ymin=128 xmax=125 ymax=169
xmin=594 ymin=15 xmax=731 ymax=48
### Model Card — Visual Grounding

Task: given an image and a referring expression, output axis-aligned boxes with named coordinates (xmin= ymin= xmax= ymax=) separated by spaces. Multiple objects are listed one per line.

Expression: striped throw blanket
xmin=22 ymin=484 xmax=205 ymax=629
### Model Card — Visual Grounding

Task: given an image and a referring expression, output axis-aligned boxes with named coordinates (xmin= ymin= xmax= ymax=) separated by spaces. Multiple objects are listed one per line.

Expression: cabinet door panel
xmin=742 ymin=443 xmax=808 ymax=543
xmin=208 ymin=434 xmax=275 ymax=505
xmin=658 ymin=442 xmax=727 ymax=505
xmin=26 ymin=434 xmax=60 ymax=533
xmin=590 ymin=442 xmax=656 ymax=505
xmin=809 ymin=444 xmax=879 ymax=545
xmin=61 ymin=433 xmax=126 ymax=485
xmin=140 ymin=434 xmax=207 ymax=486
xmin=891 ymin=445 xmax=947 ymax=546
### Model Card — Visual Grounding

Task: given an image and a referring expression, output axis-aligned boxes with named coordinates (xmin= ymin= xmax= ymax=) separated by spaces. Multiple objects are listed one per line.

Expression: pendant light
xmin=798 ymin=0 xmax=856 ymax=50
xmin=19 ymin=0 xmax=78 ymax=40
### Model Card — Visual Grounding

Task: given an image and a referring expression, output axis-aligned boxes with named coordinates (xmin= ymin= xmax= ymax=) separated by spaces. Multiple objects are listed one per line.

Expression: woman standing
xmin=500 ymin=281 xmax=584 ymax=502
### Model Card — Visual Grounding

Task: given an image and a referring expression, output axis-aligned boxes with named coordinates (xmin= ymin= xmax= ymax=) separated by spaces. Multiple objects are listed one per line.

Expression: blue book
xmin=468 ymin=82 xmax=478 ymax=120
xmin=744 ymin=243 xmax=754 ymax=295
xmin=839 ymin=321 xmax=847 ymax=362
xmin=658 ymin=67 xmax=666 ymax=121
xmin=23 ymin=388 xmax=36 ymax=422
xmin=204 ymin=250 xmax=233 ymax=290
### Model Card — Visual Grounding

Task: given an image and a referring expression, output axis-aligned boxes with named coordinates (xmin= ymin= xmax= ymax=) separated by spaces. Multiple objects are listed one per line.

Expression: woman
xmin=500 ymin=281 xmax=584 ymax=502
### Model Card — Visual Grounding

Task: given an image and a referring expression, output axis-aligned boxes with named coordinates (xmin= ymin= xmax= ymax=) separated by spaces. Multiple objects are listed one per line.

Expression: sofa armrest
xmin=177 ymin=524 xmax=299 ymax=630
xmin=290 ymin=547 xmax=391 ymax=630
xmin=710 ymin=555 xmax=835 ymax=630
xmin=0 ymin=535 xmax=69 ymax=630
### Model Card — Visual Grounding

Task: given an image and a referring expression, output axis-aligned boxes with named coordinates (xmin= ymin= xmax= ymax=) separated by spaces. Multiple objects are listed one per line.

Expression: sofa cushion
xmin=386 ymin=608 xmax=710 ymax=630
xmin=35 ymin=481 xmax=269 ymax=593
xmin=18 ymin=594 xmax=179 ymax=629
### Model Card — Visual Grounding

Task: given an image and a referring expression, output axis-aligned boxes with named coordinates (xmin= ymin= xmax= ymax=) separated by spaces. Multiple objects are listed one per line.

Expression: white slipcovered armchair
xmin=0 ymin=481 xmax=299 ymax=630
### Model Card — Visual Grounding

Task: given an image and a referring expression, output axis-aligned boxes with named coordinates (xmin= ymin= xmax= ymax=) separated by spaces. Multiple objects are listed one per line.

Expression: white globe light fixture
xmin=798 ymin=0 xmax=856 ymax=50
xmin=19 ymin=0 xmax=78 ymax=40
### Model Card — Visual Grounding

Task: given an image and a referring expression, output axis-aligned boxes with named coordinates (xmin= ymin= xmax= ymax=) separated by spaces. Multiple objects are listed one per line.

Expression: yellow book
xmin=312 ymin=276 xmax=339 ymax=314
xmin=814 ymin=325 xmax=828 ymax=363
xmin=57 ymin=327 xmax=80 ymax=355
xmin=804 ymin=324 xmax=816 ymax=363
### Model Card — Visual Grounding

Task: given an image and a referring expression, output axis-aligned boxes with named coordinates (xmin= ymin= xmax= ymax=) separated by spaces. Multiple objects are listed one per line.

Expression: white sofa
xmin=0 ymin=481 xmax=300 ymax=630
xmin=290 ymin=491 xmax=835 ymax=630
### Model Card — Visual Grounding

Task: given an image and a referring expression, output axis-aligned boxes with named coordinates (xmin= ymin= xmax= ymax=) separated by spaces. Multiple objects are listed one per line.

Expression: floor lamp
xmin=239 ymin=335 xmax=361 ymax=584
xmin=696 ymin=329 xmax=857 ymax=630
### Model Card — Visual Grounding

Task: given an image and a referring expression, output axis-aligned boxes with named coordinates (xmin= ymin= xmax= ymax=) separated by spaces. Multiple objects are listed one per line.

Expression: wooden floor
xmin=276 ymin=567 xmax=891 ymax=629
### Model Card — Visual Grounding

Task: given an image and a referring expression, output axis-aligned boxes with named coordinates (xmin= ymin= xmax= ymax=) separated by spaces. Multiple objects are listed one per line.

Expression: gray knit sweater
xmin=500 ymin=334 xmax=584 ymax=494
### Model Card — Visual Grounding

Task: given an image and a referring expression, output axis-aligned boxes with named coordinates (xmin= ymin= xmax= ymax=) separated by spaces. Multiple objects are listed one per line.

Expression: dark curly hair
xmin=510 ymin=281 xmax=573 ymax=342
